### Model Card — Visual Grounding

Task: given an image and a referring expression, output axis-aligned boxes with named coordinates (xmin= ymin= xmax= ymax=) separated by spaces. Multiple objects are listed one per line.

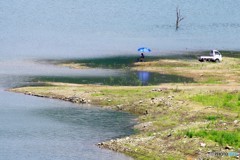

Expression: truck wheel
xmin=215 ymin=59 xmax=220 ymax=63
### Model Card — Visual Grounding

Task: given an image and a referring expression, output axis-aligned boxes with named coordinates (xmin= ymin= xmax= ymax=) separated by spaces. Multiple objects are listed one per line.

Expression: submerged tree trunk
xmin=176 ymin=7 xmax=184 ymax=30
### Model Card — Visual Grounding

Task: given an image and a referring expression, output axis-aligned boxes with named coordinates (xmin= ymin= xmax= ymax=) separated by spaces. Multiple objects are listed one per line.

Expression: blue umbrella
xmin=138 ymin=47 xmax=151 ymax=53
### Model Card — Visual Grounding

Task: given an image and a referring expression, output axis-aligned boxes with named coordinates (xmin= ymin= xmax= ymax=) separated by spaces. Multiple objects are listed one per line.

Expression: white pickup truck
xmin=199 ymin=50 xmax=222 ymax=62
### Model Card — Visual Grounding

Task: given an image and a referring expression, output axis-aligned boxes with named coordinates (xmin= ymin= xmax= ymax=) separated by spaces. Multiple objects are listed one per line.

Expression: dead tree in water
xmin=176 ymin=7 xmax=184 ymax=30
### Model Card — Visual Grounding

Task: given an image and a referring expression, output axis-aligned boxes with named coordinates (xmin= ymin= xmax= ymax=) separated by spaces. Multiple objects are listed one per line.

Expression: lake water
xmin=34 ymin=70 xmax=194 ymax=86
xmin=0 ymin=0 xmax=240 ymax=59
xmin=0 ymin=1 xmax=239 ymax=159
xmin=0 ymin=61 xmax=135 ymax=160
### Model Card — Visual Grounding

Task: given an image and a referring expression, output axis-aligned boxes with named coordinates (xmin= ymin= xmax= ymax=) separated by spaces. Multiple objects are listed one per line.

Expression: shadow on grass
xmin=46 ymin=54 xmax=200 ymax=69
xmin=41 ymin=51 xmax=240 ymax=71
xmin=60 ymin=56 xmax=161 ymax=69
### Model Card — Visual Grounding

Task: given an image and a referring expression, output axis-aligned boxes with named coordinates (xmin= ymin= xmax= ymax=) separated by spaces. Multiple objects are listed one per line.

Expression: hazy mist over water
xmin=1 ymin=0 xmax=240 ymax=59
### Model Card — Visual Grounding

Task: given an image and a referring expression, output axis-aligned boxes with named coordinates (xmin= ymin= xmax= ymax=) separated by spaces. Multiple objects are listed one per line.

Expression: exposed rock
xmin=116 ymin=105 xmax=123 ymax=110
xmin=35 ymin=94 xmax=45 ymax=98
xmin=134 ymin=122 xmax=153 ymax=131
xmin=233 ymin=120 xmax=238 ymax=124
xmin=66 ymin=96 xmax=87 ymax=104
xmin=224 ymin=145 xmax=232 ymax=150
xmin=25 ymin=91 xmax=32 ymax=95
xmin=200 ymin=143 xmax=206 ymax=147
xmin=168 ymin=95 xmax=173 ymax=99
xmin=97 ymin=142 xmax=104 ymax=146
xmin=151 ymin=88 xmax=168 ymax=92
xmin=80 ymin=98 xmax=87 ymax=103
xmin=167 ymin=133 xmax=172 ymax=137
xmin=144 ymin=110 xmax=148 ymax=115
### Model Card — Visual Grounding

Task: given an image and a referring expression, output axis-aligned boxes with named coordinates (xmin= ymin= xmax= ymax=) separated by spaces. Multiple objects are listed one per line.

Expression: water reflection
xmin=137 ymin=71 xmax=150 ymax=85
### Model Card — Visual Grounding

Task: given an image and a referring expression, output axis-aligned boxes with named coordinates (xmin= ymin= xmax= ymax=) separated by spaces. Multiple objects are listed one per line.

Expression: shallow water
xmin=34 ymin=70 xmax=193 ymax=86
xmin=0 ymin=60 xmax=135 ymax=160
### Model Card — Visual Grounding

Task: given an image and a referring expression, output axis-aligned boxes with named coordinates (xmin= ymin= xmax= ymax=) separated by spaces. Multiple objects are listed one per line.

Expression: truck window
xmin=210 ymin=51 xmax=213 ymax=56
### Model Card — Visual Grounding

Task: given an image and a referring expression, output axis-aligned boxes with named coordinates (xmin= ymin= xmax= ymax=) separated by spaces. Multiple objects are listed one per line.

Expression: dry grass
xmin=58 ymin=63 xmax=89 ymax=69
xmin=133 ymin=57 xmax=240 ymax=84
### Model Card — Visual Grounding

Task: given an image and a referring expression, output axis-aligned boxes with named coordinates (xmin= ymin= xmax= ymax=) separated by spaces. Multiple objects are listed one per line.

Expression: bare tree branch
xmin=176 ymin=7 xmax=184 ymax=30
xmin=179 ymin=17 xmax=184 ymax=22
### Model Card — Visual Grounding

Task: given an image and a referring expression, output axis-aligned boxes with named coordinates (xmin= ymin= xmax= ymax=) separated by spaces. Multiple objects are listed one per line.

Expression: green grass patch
xmin=205 ymin=115 xmax=221 ymax=121
xmin=201 ymin=77 xmax=224 ymax=84
xmin=185 ymin=130 xmax=240 ymax=148
xmin=191 ymin=92 xmax=240 ymax=112
xmin=99 ymin=88 xmax=164 ymax=98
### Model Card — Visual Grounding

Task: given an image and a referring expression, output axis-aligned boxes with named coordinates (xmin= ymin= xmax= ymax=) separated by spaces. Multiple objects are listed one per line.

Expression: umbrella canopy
xmin=138 ymin=47 xmax=151 ymax=53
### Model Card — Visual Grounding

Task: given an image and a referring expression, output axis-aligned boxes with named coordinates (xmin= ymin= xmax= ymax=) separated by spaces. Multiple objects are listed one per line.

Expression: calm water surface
xmin=0 ymin=61 xmax=135 ymax=160
xmin=0 ymin=1 xmax=239 ymax=159
xmin=0 ymin=0 xmax=240 ymax=59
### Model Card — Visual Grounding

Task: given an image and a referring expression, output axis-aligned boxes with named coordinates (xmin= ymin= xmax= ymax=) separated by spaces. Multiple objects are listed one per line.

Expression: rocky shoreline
xmin=9 ymin=83 xmax=240 ymax=159
xmin=22 ymin=91 xmax=90 ymax=104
